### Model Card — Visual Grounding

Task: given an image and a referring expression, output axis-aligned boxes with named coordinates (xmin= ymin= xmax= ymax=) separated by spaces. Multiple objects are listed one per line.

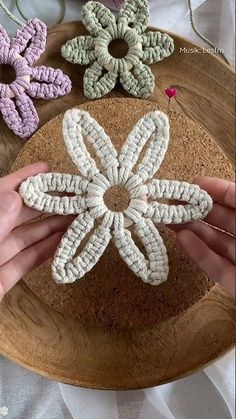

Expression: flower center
xmin=0 ymin=64 xmax=16 ymax=84
xmin=0 ymin=55 xmax=31 ymax=99
xmin=108 ymin=39 xmax=129 ymax=58
xmin=103 ymin=185 xmax=130 ymax=212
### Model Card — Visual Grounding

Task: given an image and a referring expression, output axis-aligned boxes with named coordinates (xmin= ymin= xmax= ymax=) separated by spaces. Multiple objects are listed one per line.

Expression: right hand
xmin=174 ymin=176 xmax=235 ymax=297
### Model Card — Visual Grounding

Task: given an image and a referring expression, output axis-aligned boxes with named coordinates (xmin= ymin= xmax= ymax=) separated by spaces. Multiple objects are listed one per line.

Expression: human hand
xmin=0 ymin=163 xmax=73 ymax=302
xmin=174 ymin=176 xmax=235 ymax=297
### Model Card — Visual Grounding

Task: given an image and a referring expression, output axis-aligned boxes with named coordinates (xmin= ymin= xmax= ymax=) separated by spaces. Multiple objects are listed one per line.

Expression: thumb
xmin=0 ymin=192 xmax=22 ymax=242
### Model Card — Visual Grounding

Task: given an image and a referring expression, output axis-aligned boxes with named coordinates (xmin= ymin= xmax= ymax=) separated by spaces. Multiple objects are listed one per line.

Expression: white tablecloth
xmin=0 ymin=351 xmax=235 ymax=418
xmin=0 ymin=1 xmax=235 ymax=418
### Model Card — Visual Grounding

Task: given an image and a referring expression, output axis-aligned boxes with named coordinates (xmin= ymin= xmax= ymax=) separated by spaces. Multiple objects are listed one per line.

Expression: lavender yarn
xmin=0 ymin=18 xmax=72 ymax=139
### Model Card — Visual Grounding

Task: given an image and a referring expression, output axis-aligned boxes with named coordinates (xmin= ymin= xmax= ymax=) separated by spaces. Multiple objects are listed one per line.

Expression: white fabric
xmin=0 ymin=351 xmax=234 ymax=418
xmin=0 ymin=1 xmax=235 ymax=418
xmin=57 ymin=350 xmax=235 ymax=419
xmin=205 ymin=350 xmax=235 ymax=419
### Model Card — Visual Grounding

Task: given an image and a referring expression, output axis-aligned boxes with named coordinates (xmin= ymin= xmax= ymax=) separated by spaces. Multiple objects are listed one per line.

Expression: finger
xmin=0 ymin=215 xmax=74 ymax=265
xmin=0 ymin=162 xmax=49 ymax=192
xmin=0 ymin=232 xmax=63 ymax=300
xmin=169 ymin=201 xmax=235 ymax=236
xmin=204 ymin=202 xmax=235 ymax=236
xmin=0 ymin=192 xmax=45 ymax=241
xmin=0 ymin=191 xmax=22 ymax=243
xmin=177 ymin=230 xmax=235 ymax=297
xmin=16 ymin=206 xmax=42 ymax=226
xmin=194 ymin=176 xmax=235 ymax=209
xmin=181 ymin=221 xmax=235 ymax=264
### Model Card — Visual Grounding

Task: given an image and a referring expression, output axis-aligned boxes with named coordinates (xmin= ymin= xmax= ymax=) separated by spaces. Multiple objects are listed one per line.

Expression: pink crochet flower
xmin=0 ymin=19 xmax=72 ymax=139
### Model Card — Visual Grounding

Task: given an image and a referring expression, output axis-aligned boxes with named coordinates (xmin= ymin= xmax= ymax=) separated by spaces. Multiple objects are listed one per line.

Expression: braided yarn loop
xmin=20 ymin=109 xmax=212 ymax=286
xmin=61 ymin=0 xmax=174 ymax=99
xmin=0 ymin=19 xmax=72 ymax=138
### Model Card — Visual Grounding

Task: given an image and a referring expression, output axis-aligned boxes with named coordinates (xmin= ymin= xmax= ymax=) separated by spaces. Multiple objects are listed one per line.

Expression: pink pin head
xmin=165 ymin=88 xmax=177 ymax=99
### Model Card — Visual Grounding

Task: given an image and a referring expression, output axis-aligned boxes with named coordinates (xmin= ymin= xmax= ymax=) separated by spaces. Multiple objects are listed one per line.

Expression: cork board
xmin=12 ymin=98 xmax=234 ymax=329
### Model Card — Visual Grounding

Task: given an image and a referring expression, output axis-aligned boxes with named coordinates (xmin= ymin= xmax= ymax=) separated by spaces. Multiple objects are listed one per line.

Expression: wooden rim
xmin=0 ymin=282 xmax=235 ymax=389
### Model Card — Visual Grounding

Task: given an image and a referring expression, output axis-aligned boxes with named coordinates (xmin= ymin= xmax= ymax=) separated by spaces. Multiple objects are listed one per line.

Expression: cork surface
xmin=13 ymin=98 xmax=233 ymax=330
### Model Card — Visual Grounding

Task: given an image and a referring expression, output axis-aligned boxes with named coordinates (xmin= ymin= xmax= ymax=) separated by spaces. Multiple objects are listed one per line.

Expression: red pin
xmin=165 ymin=88 xmax=177 ymax=111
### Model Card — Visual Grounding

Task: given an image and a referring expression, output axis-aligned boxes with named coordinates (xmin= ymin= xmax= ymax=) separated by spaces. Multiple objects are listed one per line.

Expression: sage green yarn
xmin=64 ymin=36 xmax=96 ymax=65
xmin=120 ymin=62 xmax=155 ymax=98
xmin=82 ymin=2 xmax=116 ymax=36
xmin=61 ymin=0 xmax=175 ymax=99
xmin=142 ymin=32 xmax=175 ymax=64
xmin=84 ymin=62 xmax=117 ymax=99
xmin=118 ymin=0 xmax=149 ymax=35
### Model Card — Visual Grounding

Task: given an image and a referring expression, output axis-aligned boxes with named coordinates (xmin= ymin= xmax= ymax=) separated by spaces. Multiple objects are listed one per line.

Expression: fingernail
xmin=0 ymin=192 xmax=20 ymax=212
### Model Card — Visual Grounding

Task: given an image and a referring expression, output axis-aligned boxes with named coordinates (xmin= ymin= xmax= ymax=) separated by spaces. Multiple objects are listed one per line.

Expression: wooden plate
xmin=0 ymin=22 xmax=235 ymax=389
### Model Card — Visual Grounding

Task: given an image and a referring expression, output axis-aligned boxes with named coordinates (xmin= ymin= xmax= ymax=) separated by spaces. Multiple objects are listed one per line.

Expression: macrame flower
xmin=61 ymin=0 xmax=174 ymax=99
xmin=20 ymin=109 xmax=212 ymax=285
xmin=0 ymin=19 xmax=72 ymax=139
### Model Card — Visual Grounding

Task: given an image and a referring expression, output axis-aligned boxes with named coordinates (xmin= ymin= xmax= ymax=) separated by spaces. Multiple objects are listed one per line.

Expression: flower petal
xmin=27 ymin=66 xmax=72 ymax=99
xmin=61 ymin=35 xmax=96 ymax=65
xmin=84 ymin=61 xmax=117 ymax=99
xmin=118 ymin=0 xmax=149 ymax=34
xmin=20 ymin=173 xmax=88 ymax=215
xmin=0 ymin=25 xmax=10 ymax=44
xmin=11 ymin=19 xmax=47 ymax=66
xmin=114 ymin=218 xmax=169 ymax=285
xmin=52 ymin=212 xmax=111 ymax=283
xmin=145 ymin=180 xmax=213 ymax=224
xmin=0 ymin=94 xmax=39 ymax=139
xmin=63 ymin=108 xmax=118 ymax=179
xmin=0 ymin=25 xmax=10 ymax=61
xmin=119 ymin=111 xmax=169 ymax=184
xmin=119 ymin=62 xmax=155 ymax=98
xmin=142 ymin=31 xmax=174 ymax=64
xmin=81 ymin=1 xmax=116 ymax=36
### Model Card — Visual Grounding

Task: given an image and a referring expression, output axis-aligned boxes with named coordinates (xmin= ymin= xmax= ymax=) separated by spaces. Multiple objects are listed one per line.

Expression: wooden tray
xmin=0 ymin=22 xmax=235 ymax=390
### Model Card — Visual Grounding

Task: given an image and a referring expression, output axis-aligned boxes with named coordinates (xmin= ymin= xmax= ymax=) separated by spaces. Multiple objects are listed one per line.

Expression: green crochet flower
xmin=61 ymin=0 xmax=174 ymax=99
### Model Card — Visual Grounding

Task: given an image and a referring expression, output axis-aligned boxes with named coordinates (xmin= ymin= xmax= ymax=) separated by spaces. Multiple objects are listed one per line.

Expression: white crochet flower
xmin=20 ymin=109 xmax=212 ymax=285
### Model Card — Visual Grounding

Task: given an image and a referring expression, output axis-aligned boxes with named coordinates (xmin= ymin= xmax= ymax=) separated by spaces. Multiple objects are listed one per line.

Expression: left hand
xmin=0 ymin=163 xmax=73 ymax=302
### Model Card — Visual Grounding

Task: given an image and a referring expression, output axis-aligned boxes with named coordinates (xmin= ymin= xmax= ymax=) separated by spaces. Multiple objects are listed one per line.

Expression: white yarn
xmin=19 ymin=109 xmax=213 ymax=285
